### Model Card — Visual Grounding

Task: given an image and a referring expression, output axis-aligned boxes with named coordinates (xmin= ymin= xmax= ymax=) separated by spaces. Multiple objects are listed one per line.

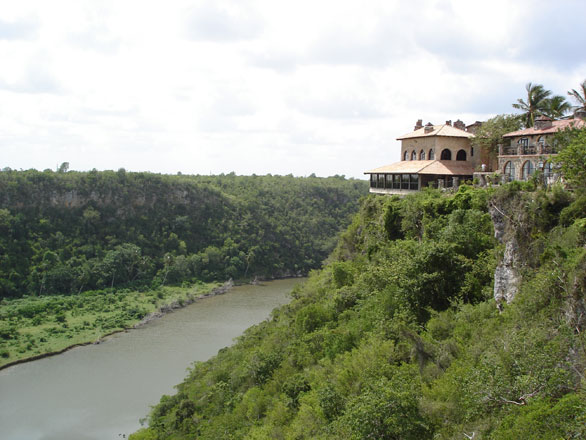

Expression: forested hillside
xmin=0 ymin=169 xmax=367 ymax=298
xmin=131 ymin=184 xmax=586 ymax=439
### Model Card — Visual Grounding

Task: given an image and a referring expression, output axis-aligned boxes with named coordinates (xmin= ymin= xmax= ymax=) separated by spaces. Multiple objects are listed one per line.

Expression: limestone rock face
xmin=490 ymin=202 xmax=521 ymax=306
xmin=493 ymin=238 xmax=521 ymax=304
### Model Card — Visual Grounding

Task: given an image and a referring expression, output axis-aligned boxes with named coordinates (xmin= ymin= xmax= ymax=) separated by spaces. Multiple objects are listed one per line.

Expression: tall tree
xmin=470 ymin=114 xmax=522 ymax=155
xmin=512 ymin=82 xmax=552 ymax=127
xmin=542 ymin=95 xmax=571 ymax=119
xmin=567 ymin=79 xmax=586 ymax=111
xmin=553 ymin=127 xmax=586 ymax=192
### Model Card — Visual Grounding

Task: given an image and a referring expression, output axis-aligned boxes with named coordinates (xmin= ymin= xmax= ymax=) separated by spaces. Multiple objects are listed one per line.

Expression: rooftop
xmin=503 ymin=118 xmax=586 ymax=137
xmin=396 ymin=124 xmax=475 ymax=140
xmin=365 ymin=160 xmax=475 ymax=176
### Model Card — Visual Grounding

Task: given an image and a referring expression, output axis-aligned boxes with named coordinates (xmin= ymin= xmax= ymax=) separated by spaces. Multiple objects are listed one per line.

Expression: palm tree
xmin=542 ymin=95 xmax=571 ymax=119
xmin=567 ymin=80 xmax=586 ymax=111
xmin=512 ymin=82 xmax=552 ymax=127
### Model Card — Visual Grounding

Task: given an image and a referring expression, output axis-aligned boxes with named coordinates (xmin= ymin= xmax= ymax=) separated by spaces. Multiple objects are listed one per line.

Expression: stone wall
xmin=401 ymin=136 xmax=475 ymax=164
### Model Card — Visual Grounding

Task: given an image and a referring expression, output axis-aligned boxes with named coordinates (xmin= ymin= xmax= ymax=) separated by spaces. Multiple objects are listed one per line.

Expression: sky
xmin=1 ymin=0 xmax=585 ymax=179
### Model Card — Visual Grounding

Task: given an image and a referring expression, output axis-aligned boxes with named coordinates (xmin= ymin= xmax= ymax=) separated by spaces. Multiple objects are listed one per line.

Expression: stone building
xmin=365 ymin=119 xmax=478 ymax=195
xmin=498 ymin=113 xmax=586 ymax=184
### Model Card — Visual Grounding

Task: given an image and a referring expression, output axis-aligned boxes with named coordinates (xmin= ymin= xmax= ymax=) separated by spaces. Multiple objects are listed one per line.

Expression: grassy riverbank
xmin=0 ymin=282 xmax=221 ymax=369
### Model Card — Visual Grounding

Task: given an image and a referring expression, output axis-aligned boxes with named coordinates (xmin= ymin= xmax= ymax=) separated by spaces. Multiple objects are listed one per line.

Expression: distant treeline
xmin=0 ymin=169 xmax=368 ymax=298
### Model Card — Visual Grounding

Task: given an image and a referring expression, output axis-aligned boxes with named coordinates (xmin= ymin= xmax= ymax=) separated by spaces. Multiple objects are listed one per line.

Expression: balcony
xmin=499 ymin=143 xmax=556 ymax=156
xmin=501 ymin=146 xmax=517 ymax=155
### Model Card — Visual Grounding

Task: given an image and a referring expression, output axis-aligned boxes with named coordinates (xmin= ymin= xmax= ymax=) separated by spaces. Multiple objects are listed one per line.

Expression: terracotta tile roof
xmin=365 ymin=160 xmax=474 ymax=175
xmin=503 ymin=119 xmax=586 ymax=137
xmin=396 ymin=124 xmax=475 ymax=140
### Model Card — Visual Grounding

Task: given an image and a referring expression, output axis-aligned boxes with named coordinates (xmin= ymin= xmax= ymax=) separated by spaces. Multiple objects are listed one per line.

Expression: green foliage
xmin=0 ymin=283 xmax=217 ymax=367
xmin=553 ymin=127 xmax=586 ymax=191
xmin=491 ymin=394 xmax=586 ymax=439
xmin=567 ymin=79 xmax=586 ymax=111
xmin=336 ymin=374 xmax=431 ymax=439
xmin=512 ymin=82 xmax=553 ymax=127
xmin=124 ymin=186 xmax=585 ymax=440
xmin=471 ymin=114 xmax=523 ymax=155
xmin=331 ymin=261 xmax=355 ymax=288
xmin=0 ymin=170 xmax=367 ymax=298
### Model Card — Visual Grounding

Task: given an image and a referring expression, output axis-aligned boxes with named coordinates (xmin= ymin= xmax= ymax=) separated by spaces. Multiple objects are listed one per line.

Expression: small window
xmin=440 ymin=149 xmax=452 ymax=160
xmin=543 ymin=161 xmax=553 ymax=177
xmin=537 ymin=136 xmax=545 ymax=147
xmin=401 ymin=174 xmax=410 ymax=189
xmin=378 ymin=174 xmax=385 ymax=187
xmin=521 ymin=161 xmax=534 ymax=180
xmin=410 ymin=174 xmax=419 ymax=190
xmin=411 ymin=150 xmax=417 ymax=161
xmin=429 ymin=149 xmax=435 ymax=160
xmin=403 ymin=151 xmax=408 ymax=161
xmin=518 ymin=138 xmax=528 ymax=147
xmin=370 ymin=174 xmax=376 ymax=188
xmin=419 ymin=150 xmax=425 ymax=160
xmin=471 ymin=147 xmax=474 ymax=157
xmin=456 ymin=149 xmax=467 ymax=161
xmin=385 ymin=174 xmax=393 ymax=188
xmin=392 ymin=174 xmax=401 ymax=189
xmin=504 ymin=161 xmax=515 ymax=181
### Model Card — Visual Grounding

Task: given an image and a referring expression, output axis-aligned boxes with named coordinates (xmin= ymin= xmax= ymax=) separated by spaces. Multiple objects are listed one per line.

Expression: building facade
xmin=365 ymin=119 xmax=478 ymax=195
xmin=498 ymin=114 xmax=586 ymax=184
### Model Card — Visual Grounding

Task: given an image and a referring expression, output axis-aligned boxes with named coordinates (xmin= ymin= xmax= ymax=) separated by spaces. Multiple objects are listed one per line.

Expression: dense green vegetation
xmin=0 ymin=169 xmax=367 ymax=298
xmin=0 ymin=282 xmax=219 ymax=368
xmin=131 ymin=184 xmax=586 ymax=439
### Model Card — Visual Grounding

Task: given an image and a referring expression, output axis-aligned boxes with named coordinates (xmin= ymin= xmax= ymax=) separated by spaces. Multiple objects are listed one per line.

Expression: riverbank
xmin=0 ymin=280 xmax=234 ymax=370
xmin=0 ymin=278 xmax=302 ymax=440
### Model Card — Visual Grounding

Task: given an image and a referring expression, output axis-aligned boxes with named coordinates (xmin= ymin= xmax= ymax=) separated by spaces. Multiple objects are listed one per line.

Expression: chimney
xmin=453 ymin=119 xmax=466 ymax=131
xmin=574 ymin=109 xmax=586 ymax=121
xmin=424 ymin=122 xmax=434 ymax=133
xmin=445 ymin=120 xmax=452 ymax=126
xmin=534 ymin=115 xmax=553 ymax=130
xmin=414 ymin=119 xmax=423 ymax=131
xmin=466 ymin=121 xmax=482 ymax=134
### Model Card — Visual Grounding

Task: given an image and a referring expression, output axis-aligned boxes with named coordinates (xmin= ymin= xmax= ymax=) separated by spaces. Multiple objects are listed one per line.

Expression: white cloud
xmin=185 ymin=1 xmax=264 ymax=42
xmin=1 ymin=0 xmax=585 ymax=178
xmin=0 ymin=17 xmax=39 ymax=40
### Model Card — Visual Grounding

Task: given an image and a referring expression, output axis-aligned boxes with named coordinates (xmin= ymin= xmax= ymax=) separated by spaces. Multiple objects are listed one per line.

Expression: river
xmin=0 ymin=278 xmax=303 ymax=440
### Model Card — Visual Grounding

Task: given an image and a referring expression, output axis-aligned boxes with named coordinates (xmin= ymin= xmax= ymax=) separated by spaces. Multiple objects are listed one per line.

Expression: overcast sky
xmin=1 ymin=0 xmax=585 ymax=178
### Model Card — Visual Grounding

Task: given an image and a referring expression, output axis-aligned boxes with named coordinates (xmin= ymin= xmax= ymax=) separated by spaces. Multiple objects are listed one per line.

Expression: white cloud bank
xmin=1 ymin=0 xmax=585 ymax=178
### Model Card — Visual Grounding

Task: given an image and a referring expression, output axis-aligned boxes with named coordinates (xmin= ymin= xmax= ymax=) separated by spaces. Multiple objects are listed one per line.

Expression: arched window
xmin=428 ymin=149 xmax=435 ymax=160
xmin=504 ymin=161 xmax=515 ymax=181
xmin=440 ymin=149 xmax=452 ymax=160
xmin=419 ymin=150 xmax=425 ymax=160
xmin=403 ymin=151 xmax=408 ymax=161
xmin=456 ymin=149 xmax=467 ymax=161
xmin=537 ymin=136 xmax=545 ymax=147
xmin=411 ymin=150 xmax=417 ymax=160
xmin=521 ymin=160 xmax=534 ymax=180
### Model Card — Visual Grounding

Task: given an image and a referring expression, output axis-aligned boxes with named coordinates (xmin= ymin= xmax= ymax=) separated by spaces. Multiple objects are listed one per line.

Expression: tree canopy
xmin=512 ymin=82 xmax=571 ymax=126
xmin=568 ymin=79 xmax=586 ymax=111
xmin=554 ymin=127 xmax=586 ymax=192
xmin=130 ymin=185 xmax=586 ymax=440
xmin=0 ymin=170 xmax=368 ymax=298
xmin=512 ymin=82 xmax=552 ymax=127
xmin=470 ymin=114 xmax=522 ymax=154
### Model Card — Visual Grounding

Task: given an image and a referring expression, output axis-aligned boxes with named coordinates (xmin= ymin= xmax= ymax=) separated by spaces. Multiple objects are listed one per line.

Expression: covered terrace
xmin=365 ymin=160 xmax=475 ymax=195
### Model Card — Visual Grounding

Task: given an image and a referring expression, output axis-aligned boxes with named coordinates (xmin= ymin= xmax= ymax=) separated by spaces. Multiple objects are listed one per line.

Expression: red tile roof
xmin=365 ymin=160 xmax=474 ymax=175
xmin=503 ymin=119 xmax=586 ymax=137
